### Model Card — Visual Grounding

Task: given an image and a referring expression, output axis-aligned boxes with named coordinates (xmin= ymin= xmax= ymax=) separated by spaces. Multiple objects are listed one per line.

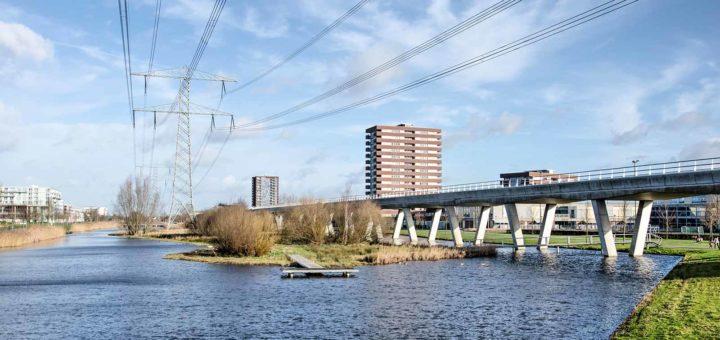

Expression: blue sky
xmin=0 ymin=0 xmax=719 ymax=211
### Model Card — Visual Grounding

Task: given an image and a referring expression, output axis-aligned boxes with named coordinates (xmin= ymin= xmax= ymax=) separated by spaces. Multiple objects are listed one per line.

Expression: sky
xmin=0 ymin=0 xmax=719 ymax=211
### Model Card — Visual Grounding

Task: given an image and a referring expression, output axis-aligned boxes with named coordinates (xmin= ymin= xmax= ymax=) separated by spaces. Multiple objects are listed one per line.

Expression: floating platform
xmin=282 ymin=254 xmax=358 ymax=278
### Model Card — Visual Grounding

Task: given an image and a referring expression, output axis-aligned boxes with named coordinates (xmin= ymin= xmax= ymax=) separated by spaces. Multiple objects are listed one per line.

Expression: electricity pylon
xmin=132 ymin=66 xmax=236 ymax=224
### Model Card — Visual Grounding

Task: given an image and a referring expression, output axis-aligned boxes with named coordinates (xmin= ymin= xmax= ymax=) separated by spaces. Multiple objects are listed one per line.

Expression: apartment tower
xmin=365 ymin=124 xmax=441 ymax=196
xmin=251 ymin=176 xmax=279 ymax=207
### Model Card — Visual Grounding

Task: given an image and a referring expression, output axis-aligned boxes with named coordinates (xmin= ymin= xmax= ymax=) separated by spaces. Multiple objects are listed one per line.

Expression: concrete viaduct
xmin=258 ymin=158 xmax=720 ymax=257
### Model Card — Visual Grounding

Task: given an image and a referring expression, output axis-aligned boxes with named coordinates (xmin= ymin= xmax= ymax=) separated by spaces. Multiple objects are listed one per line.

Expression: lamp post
xmin=631 ymin=160 xmax=640 ymax=235
xmin=632 ymin=159 xmax=639 ymax=176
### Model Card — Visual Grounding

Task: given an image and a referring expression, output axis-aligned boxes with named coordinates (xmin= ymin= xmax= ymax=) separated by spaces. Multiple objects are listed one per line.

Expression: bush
xmin=212 ymin=206 xmax=277 ymax=256
xmin=331 ymin=200 xmax=383 ymax=244
xmin=281 ymin=201 xmax=332 ymax=245
xmin=187 ymin=208 xmax=218 ymax=236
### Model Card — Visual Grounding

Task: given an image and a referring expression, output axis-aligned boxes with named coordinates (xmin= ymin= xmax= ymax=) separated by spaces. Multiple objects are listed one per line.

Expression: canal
xmin=0 ymin=230 xmax=679 ymax=339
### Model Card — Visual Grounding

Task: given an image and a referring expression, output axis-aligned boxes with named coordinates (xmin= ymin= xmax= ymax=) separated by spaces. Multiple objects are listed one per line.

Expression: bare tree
xmin=656 ymin=201 xmax=675 ymax=238
xmin=705 ymin=195 xmax=720 ymax=240
xmin=115 ymin=177 xmax=159 ymax=235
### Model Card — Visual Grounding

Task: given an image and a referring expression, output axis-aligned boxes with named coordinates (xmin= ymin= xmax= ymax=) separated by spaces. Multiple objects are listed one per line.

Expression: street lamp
xmin=630 ymin=160 xmax=641 ymax=235
xmin=632 ymin=159 xmax=639 ymax=176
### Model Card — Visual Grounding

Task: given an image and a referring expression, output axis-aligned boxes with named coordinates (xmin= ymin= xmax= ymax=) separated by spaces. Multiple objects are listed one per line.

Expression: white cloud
xmin=0 ymin=21 xmax=53 ymax=61
xmin=238 ymin=7 xmax=288 ymax=38
xmin=679 ymin=138 xmax=720 ymax=160
xmin=445 ymin=111 xmax=523 ymax=147
xmin=0 ymin=101 xmax=20 ymax=153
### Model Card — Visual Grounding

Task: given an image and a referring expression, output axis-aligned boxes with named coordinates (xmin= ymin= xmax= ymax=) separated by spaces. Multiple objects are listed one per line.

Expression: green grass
xmin=613 ymin=251 xmax=720 ymax=338
xmin=402 ymin=229 xmax=717 ymax=249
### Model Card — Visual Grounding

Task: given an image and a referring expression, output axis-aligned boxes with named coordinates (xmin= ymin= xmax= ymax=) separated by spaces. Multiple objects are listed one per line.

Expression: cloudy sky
xmin=1 ymin=0 xmax=719 ymax=211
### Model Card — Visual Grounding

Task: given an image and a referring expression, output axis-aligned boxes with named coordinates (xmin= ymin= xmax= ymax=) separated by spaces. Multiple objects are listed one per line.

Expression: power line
xmin=227 ymin=0 xmax=371 ymax=94
xmin=235 ymin=0 xmax=521 ymax=129
xmin=193 ymin=0 xmax=520 ymax=190
xmin=147 ymin=0 xmax=162 ymax=188
xmin=117 ymin=0 xmax=136 ymax=173
xmin=235 ymin=0 xmax=638 ymax=131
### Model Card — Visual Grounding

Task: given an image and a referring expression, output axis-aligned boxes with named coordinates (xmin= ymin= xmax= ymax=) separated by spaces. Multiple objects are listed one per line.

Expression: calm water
xmin=0 ymin=231 xmax=680 ymax=339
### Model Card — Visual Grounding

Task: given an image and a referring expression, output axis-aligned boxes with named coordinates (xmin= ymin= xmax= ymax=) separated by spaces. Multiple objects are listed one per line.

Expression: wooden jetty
xmin=282 ymin=254 xmax=358 ymax=278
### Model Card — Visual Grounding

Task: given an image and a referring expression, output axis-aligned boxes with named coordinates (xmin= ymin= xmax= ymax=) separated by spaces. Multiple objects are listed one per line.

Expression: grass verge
xmin=612 ymin=250 xmax=720 ymax=339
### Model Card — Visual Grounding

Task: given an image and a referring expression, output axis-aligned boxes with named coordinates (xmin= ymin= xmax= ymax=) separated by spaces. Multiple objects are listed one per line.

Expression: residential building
xmin=365 ymin=124 xmax=441 ymax=196
xmin=0 ymin=185 xmax=65 ymax=223
xmin=251 ymin=176 xmax=279 ymax=207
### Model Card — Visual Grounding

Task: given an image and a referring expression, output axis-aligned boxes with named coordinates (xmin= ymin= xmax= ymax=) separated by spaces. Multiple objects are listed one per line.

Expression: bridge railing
xmin=257 ymin=157 xmax=720 ymax=209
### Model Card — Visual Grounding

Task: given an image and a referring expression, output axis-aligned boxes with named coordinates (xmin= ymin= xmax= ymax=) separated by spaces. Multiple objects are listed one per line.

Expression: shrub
xmin=281 ymin=201 xmax=332 ymax=245
xmin=211 ymin=206 xmax=277 ymax=256
xmin=187 ymin=208 xmax=218 ymax=236
xmin=331 ymin=200 xmax=383 ymax=244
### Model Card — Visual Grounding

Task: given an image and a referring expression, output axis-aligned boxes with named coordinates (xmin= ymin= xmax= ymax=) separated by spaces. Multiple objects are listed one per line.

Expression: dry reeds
xmin=207 ymin=206 xmax=277 ymax=256
xmin=364 ymin=245 xmax=497 ymax=265
xmin=0 ymin=225 xmax=66 ymax=248
xmin=69 ymin=221 xmax=118 ymax=233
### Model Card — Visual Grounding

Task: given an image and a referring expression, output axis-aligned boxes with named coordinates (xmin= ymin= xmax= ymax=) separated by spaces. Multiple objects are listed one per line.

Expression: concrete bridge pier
xmin=629 ymin=200 xmax=654 ymax=257
xmin=505 ymin=204 xmax=525 ymax=250
xmin=427 ymin=208 xmax=443 ymax=246
xmin=537 ymin=204 xmax=557 ymax=250
xmin=474 ymin=206 xmax=491 ymax=245
xmin=392 ymin=208 xmax=418 ymax=245
xmin=444 ymin=206 xmax=464 ymax=247
xmin=591 ymin=199 xmax=617 ymax=257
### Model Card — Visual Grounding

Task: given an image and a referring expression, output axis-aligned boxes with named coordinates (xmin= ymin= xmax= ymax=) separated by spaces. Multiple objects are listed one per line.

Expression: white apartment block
xmin=0 ymin=185 xmax=67 ymax=223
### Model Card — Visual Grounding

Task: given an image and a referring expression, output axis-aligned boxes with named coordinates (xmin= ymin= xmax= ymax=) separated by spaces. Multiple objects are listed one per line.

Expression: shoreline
xmin=114 ymin=229 xmax=720 ymax=337
xmin=116 ymin=230 xmax=497 ymax=267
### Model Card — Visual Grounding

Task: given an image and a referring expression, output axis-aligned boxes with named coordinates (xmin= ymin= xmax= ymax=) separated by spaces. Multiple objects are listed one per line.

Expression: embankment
xmin=0 ymin=226 xmax=66 ymax=248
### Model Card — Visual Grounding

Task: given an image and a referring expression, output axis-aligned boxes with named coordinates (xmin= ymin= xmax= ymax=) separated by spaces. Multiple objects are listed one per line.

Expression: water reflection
xmin=0 ymin=231 xmax=681 ymax=339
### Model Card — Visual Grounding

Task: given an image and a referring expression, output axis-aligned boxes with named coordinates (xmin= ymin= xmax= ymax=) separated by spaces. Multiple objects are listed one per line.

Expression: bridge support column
xmin=592 ymin=199 xmax=617 ymax=257
xmin=505 ymin=204 xmax=525 ymax=250
xmin=444 ymin=206 xmax=464 ymax=247
xmin=629 ymin=200 xmax=654 ymax=257
xmin=274 ymin=215 xmax=284 ymax=230
xmin=428 ymin=208 xmax=443 ymax=246
xmin=392 ymin=210 xmax=404 ymax=245
xmin=537 ymin=204 xmax=557 ymax=250
xmin=474 ymin=206 xmax=491 ymax=245
xmin=392 ymin=210 xmax=418 ymax=245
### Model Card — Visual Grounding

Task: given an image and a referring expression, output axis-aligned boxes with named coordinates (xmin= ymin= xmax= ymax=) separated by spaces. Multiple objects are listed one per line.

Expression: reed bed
xmin=69 ymin=221 xmax=118 ymax=233
xmin=0 ymin=226 xmax=66 ymax=248
xmin=364 ymin=245 xmax=497 ymax=265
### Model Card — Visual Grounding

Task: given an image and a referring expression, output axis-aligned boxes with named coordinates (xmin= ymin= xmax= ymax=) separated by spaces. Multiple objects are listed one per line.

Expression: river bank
xmin=405 ymin=229 xmax=720 ymax=338
xmin=125 ymin=229 xmax=496 ymax=267
xmin=0 ymin=221 xmax=118 ymax=249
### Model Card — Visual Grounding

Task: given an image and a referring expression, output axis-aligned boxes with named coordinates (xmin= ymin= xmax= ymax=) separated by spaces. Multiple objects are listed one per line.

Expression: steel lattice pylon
xmin=170 ymin=76 xmax=194 ymax=220
xmin=132 ymin=67 xmax=236 ymax=224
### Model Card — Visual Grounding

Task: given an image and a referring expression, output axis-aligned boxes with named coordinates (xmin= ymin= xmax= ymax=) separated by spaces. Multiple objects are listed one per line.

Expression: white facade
xmin=1 ymin=185 xmax=66 ymax=223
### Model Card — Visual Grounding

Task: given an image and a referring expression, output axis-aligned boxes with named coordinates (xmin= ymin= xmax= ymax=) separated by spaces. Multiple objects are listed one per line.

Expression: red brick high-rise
xmin=365 ymin=124 xmax=441 ymax=196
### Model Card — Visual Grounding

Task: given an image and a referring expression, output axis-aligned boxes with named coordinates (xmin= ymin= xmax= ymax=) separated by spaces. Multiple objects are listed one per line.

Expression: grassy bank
xmin=613 ymin=250 xmax=720 ymax=338
xmin=165 ymin=242 xmax=496 ymax=267
xmin=0 ymin=225 xmax=66 ymax=248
